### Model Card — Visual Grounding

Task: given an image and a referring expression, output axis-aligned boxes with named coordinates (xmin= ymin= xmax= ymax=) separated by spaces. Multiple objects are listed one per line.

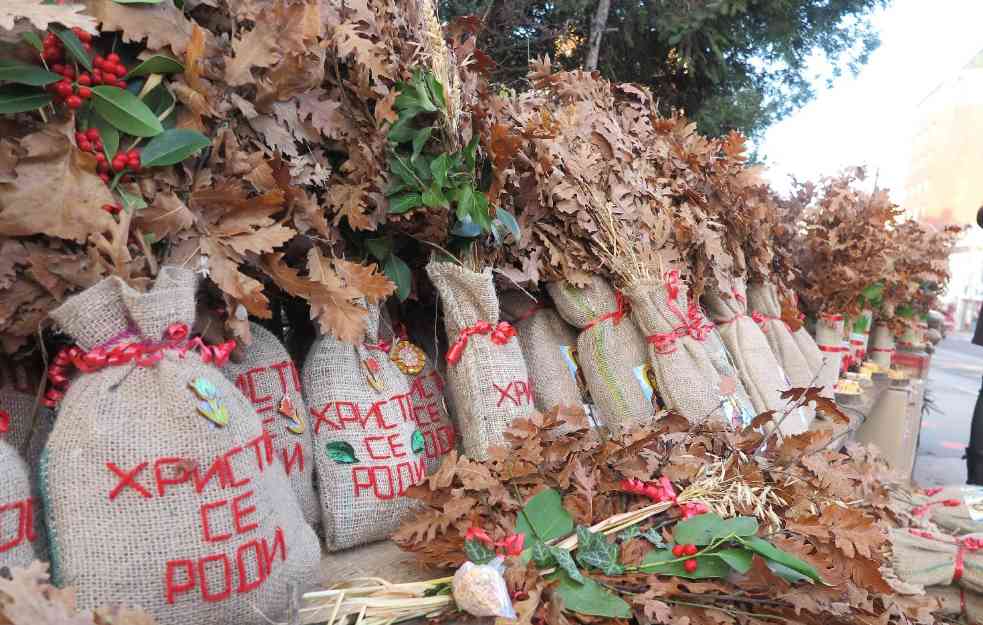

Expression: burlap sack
xmin=705 ymin=279 xmax=804 ymax=432
xmin=547 ymin=277 xmax=651 ymax=431
xmin=0 ymin=439 xmax=39 ymax=572
xmin=0 ymin=359 xmax=39 ymax=456
xmin=426 ymin=262 xmax=534 ymax=459
xmin=746 ymin=282 xmax=815 ymax=390
xmin=499 ymin=291 xmax=582 ymax=413
xmin=871 ymin=322 xmax=897 ymax=369
xmin=890 ymin=528 xmax=983 ymax=592
xmin=223 ymin=322 xmax=319 ymax=529
xmin=625 ymin=276 xmax=723 ymax=425
xmin=303 ymin=303 xmax=424 ymax=550
xmin=903 ymin=486 xmax=983 ymax=535
xmin=849 ymin=310 xmax=874 ymax=364
xmin=44 ymin=267 xmax=321 ymax=623
xmin=699 ymin=315 xmax=757 ymax=429
xmin=928 ymin=585 xmax=983 ymax=624
xmin=814 ymin=315 xmax=847 ymax=398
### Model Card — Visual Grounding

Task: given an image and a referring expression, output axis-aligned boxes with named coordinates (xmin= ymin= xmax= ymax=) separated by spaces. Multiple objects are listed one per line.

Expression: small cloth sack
xmin=697 ymin=313 xmax=757 ymax=429
xmin=0 ymin=439 xmax=40 ymax=572
xmin=0 ymin=359 xmax=40 ymax=456
xmin=427 ymin=262 xmax=534 ymax=460
xmin=499 ymin=292 xmax=582 ymax=414
xmin=44 ymin=267 xmax=321 ymax=624
xmin=746 ymin=282 xmax=814 ymax=390
xmin=890 ymin=529 xmax=983 ymax=593
xmin=548 ymin=277 xmax=651 ymax=431
xmin=815 ymin=314 xmax=848 ymax=397
xmin=223 ymin=322 xmax=319 ymax=529
xmin=304 ymin=303 xmax=425 ymax=550
xmin=870 ymin=322 xmax=896 ymax=369
xmin=625 ymin=274 xmax=723 ymax=425
xmin=903 ymin=486 xmax=983 ymax=535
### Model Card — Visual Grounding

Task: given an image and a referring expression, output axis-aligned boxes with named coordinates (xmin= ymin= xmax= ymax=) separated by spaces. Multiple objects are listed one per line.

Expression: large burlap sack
xmin=705 ymin=278 xmax=806 ymax=433
xmin=928 ymin=585 xmax=983 ymax=624
xmin=45 ymin=267 xmax=321 ymax=623
xmin=427 ymin=262 xmax=534 ymax=459
xmin=747 ymin=282 xmax=815 ymax=390
xmin=890 ymin=528 xmax=983 ymax=592
xmin=0 ymin=439 xmax=39 ymax=572
xmin=625 ymin=275 xmax=723 ymax=425
xmin=902 ymin=486 xmax=983 ymax=535
xmin=871 ymin=322 xmax=897 ymax=369
xmin=548 ymin=277 xmax=651 ymax=431
xmin=303 ymin=303 xmax=424 ymax=550
xmin=697 ymin=311 xmax=756 ymax=429
xmin=500 ymin=291 xmax=582 ymax=413
xmin=0 ymin=359 xmax=40 ymax=456
xmin=814 ymin=315 xmax=847 ymax=399
xmin=223 ymin=322 xmax=319 ymax=529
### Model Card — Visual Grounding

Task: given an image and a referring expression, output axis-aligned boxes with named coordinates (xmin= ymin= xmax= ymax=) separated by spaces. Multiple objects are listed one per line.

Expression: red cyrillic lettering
xmin=235 ymin=539 xmax=267 ymax=594
xmin=387 ymin=432 xmax=406 ymax=459
xmin=281 ymin=442 xmax=304 ymax=476
xmin=364 ymin=435 xmax=390 ymax=461
xmin=155 ymin=457 xmax=192 ymax=497
xmin=106 ymin=461 xmax=151 ymax=500
xmin=198 ymin=553 xmax=232 ymax=602
xmin=164 ymin=559 xmax=195 ymax=604
xmin=231 ymin=491 xmax=258 ymax=535
xmin=200 ymin=499 xmax=231 ymax=543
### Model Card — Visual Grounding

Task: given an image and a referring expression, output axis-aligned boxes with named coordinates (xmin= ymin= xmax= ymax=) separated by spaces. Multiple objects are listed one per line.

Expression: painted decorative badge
xmin=390 ymin=339 xmax=427 ymax=376
xmin=189 ymin=377 xmax=229 ymax=427
xmin=279 ymin=396 xmax=305 ymax=435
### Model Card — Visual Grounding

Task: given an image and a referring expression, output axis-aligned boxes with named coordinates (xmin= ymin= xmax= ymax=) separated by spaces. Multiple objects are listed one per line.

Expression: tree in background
xmin=440 ymin=0 xmax=886 ymax=139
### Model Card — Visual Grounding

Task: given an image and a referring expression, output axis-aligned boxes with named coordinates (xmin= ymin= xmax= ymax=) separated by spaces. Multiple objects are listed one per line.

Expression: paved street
xmin=913 ymin=333 xmax=983 ymax=485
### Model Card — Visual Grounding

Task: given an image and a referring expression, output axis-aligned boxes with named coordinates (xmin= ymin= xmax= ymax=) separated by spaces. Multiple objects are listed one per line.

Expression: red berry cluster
xmin=91 ymin=53 xmax=129 ymax=88
xmin=94 ymin=148 xmax=141 ymax=184
xmin=40 ymin=30 xmax=130 ymax=111
xmin=671 ymin=543 xmax=700 ymax=572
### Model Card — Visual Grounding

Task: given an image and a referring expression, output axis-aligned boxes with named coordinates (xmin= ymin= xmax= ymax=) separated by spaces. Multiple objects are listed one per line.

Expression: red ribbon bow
xmin=445 ymin=320 xmax=516 ymax=366
xmin=647 ymin=274 xmax=712 ymax=355
xmin=955 ymin=537 xmax=983 ymax=583
xmin=584 ymin=292 xmax=627 ymax=331
xmin=364 ymin=340 xmax=392 ymax=353
xmin=750 ymin=311 xmax=770 ymax=331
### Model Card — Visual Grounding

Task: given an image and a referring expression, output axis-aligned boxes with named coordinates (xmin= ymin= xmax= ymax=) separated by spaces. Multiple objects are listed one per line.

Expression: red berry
xmin=115 ymin=63 xmax=127 ymax=76
xmin=83 ymin=43 xmax=92 ymax=52
xmin=684 ymin=559 xmax=698 ymax=573
xmin=684 ymin=544 xmax=698 ymax=556
xmin=86 ymin=128 xmax=99 ymax=141
xmin=112 ymin=156 xmax=127 ymax=172
xmin=41 ymin=51 xmax=56 ymax=62
xmin=52 ymin=63 xmax=66 ymax=74
xmin=101 ymin=203 xmax=121 ymax=214
xmin=99 ymin=173 xmax=110 ymax=184
xmin=107 ymin=53 xmax=121 ymax=64
xmin=93 ymin=138 xmax=103 ymax=150
xmin=44 ymin=34 xmax=57 ymax=46
xmin=66 ymin=95 xmax=82 ymax=109
xmin=94 ymin=56 xmax=105 ymax=68
xmin=672 ymin=544 xmax=685 ymax=557
xmin=115 ymin=80 xmax=127 ymax=89
xmin=97 ymin=161 xmax=110 ymax=173
xmin=95 ymin=153 xmax=106 ymax=164
xmin=79 ymin=31 xmax=92 ymax=44
xmin=75 ymin=131 xmax=86 ymax=143
xmin=61 ymin=66 xmax=75 ymax=79
xmin=127 ymin=149 xmax=140 ymax=160
xmin=78 ymin=139 xmax=92 ymax=152
xmin=103 ymin=72 xmax=116 ymax=83
xmin=56 ymin=81 xmax=73 ymax=97
xmin=77 ymin=86 xmax=92 ymax=99
xmin=77 ymin=73 xmax=91 ymax=86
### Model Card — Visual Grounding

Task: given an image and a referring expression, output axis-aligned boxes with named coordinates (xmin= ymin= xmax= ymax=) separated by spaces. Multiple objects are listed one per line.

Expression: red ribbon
xmin=515 ymin=303 xmax=544 ymax=324
xmin=584 ymin=292 xmax=627 ymax=331
xmin=954 ymin=537 xmax=983 ymax=583
xmin=44 ymin=323 xmax=236 ymax=407
xmin=820 ymin=313 xmax=845 ymax=323
xmin=364 ymin=340 xmax=392 ymax=353
xmin=911 ymin=498 xmax=961 ymax=518
xmin=870 ymin=347 xmax=895 ymax=354
xmin=817 ymin=344 xmax=848 ymax=353
xmin=647 ymin=289 xmax=712 ymax=355
xmin=445 ymin=320 xmax=516 ymax=366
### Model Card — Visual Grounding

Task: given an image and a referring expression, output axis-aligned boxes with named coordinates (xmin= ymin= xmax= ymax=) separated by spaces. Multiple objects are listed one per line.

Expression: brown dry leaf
xmin=0 ymin=1 xmax=98 ymax=33
xmin=0 ymin=560 xmax=93 ymax=625
xmin=223 ymin=224 xmax=295 ymax=256
xmin=0 ymin=119 xmax=117 ymax=242
xmin=201 ymin=237 xmax=270 ymax=318
xmin=335 ymin=259 xmax=394 ymax=303
xmin=224 ymin=13 xmax=282 ymax=86
xmin=328 ymin=182 xmax=373 ymax=230
xmin=84 ymin=0 xmax=195 ymax=55
xmin=133 ymin=192 xmax=194 ymax=240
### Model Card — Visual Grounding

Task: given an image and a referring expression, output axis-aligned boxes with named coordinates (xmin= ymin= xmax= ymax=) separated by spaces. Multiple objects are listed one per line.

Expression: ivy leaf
xmin=365 ymin=237 xmax=392 ymax=261
xmin=464 ymin=538 xmax=496 ymax=565
xmin=425 ymin=71 xmax=446 ymax=111
xmin=387 ymin=115 xmax=417 ymax=143
xmin=453 ymin=185 xmax=475 ymax=223
xmin=515 ymin=488 xmax=574 ymax=543
xmin=530 ymin=540 xmax=554 ymax=568
xmin=552 ymin=571 xmax=631 ymax=618
xmin=0 ymin=86 xmax=52 ymax=114
xmin=430 ymin=153 xmax=450 ymax=188
xmin=673 ymin=513 xmax=758 ymax=546
xmin=91 ymin=86 xmax=163 ymax=137
xmin=421 ymin=184 xmax=447 ymax=209
xmin=388 ymin=192 xmax=421 ymax=215
xmin=411 ymin=126 xmax=432 ymax=162
xmin=464 ymin=134 xmax=479 ymax=171
xmin=139 ymin=128 xmax=210 ymax=167
xmin=640 ymin=549 xmax=730 ymax=579
xmin=575 ymin=526 xmax=623 ymax=576
xmin=0 ymin=61 xmax=61 ymax=86
xmin=738 ymin=536 xmax=826 ymax=584
xmin=551 ymin=546 xmax=585 ymax=584
xmin=54 ymin=29 xmax=92 ymax=71
xmin=619 ymin=526 xmax=640 ymax=541
xmin=389 ymin=154 xmax=420 ymax=189
xmin=384 ymin=254 xmax=412 ymax=301
xmin=325 ymin=441 xmax=359 ymax=464
xmin=127 ymin=54 xmax=184 ymax=77
xmin=471 ymin=191 xmax=493 ymax=231
xmin=411 ymin=429 xmax=425 ymax=455
xmin=640 ymin=527 xmax=667 ymax=548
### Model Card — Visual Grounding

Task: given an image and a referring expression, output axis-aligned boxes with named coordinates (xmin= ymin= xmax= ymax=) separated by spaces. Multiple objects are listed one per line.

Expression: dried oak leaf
xmin=0 ymin=119 xmax=117 ymax=242
xmin=201 ymin=237 xmax=270 ymax=318
xmin=0 ymin=560 xmax=93 ymax=625
xmin=224 ymin=11 xmax=282 ymax=86
xmin=84 ymin=0 xmax=195 ymax=55
xmin=0 ymin=1 xmax=97 ymax=34
xmin=133 ymin=192 xmax=194 ymax=240
xmin=335 ymin=259 xmax=394 ymax=303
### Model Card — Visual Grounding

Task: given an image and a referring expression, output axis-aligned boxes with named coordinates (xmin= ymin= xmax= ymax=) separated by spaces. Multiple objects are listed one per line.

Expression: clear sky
xmin=760 ymin=0 xmax=983 ymax=200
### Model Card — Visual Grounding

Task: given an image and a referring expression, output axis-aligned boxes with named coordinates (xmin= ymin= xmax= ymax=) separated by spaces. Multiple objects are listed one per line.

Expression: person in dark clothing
xmin=967 ymin=206 xmax=983 ymax=484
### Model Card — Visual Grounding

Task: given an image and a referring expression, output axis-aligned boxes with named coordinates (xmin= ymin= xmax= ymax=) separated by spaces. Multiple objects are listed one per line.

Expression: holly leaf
xmin=91 ymin=86 xmax=163 ymax=138
xmin=54 ymin=29 xmax=92 ymax=71
xmin=0 ymin=86 xmax=51 ymax=114
xmin=515 ymin=488 xmax=574 ymax=543
xmin=138 ymin=128 xmax=210 ymax=168
xmin=0 ymin=62 xmax=61 ymax=86
xmin=738 ymin=536 xmax=825 ymax=584
xmin=325 ymin=441 xmax=359 ymax=464
xmin=552 ymin=570 xmax=631 ymax=618
xmin=673 ymin=513 xmax=758 ymax=546
xmin=383 ymin=255 xmax=411 ymax=302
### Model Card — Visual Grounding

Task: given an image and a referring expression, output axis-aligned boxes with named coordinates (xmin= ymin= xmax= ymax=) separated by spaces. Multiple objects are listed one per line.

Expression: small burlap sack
xmin=0 ymin=359 xmax=40 ymax=456
xmin=890 ymin=528 xmax=983 ymax=592
xmin=814 ymin=315 xmax=847 ymax=398
xmin=499 ymin=291 xmax=582 ymax=413
xmin=746 ymin=282 xmax=815 ymax=390
xmin=871 ymin=322 xmax=897 ymax=369
xmin=903 ymin=487 xmax=983 ymax=535
xmin=547 ymin=277 xmax=651 ymax=431
xmin=303 ymin=303 xmax=424 ymax=550
xmin=45 ymin=267 xmax=321 ymax=623
xmin=849 ymin=310 xmax=874 ymax=364
xmin=625 ymin=275 xmax=723 ymax=425
xmin=705 ymin=278 xmax=802 ymax=432
xmin=928 ymin=585 xmax=983 ymax=624
xmin=223 ymin=322 xmax=319 ymax=529
xmin=427 ymin=262 xmax=534 ymax=460
xmin=0 ymin=439 xmax=40 ymax=572
xmin=698 ymin=314 xmax=757 ymax=429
